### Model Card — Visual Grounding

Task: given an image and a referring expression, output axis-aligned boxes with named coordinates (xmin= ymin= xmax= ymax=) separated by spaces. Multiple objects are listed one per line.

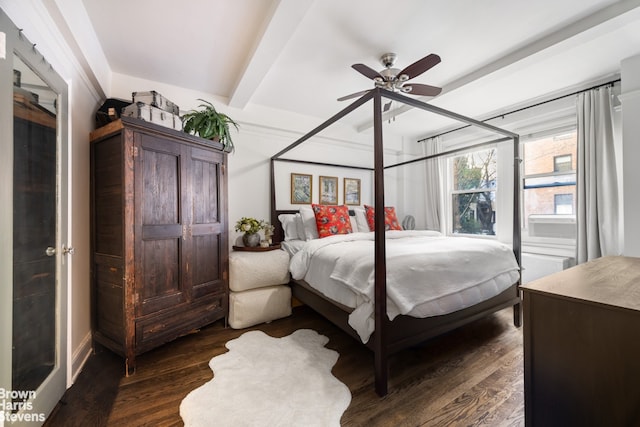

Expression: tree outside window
xmin=451 ymin=148 xmax=497 ymax=235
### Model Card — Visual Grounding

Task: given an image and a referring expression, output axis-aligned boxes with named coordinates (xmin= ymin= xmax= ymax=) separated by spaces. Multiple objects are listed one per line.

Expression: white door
xmin=1 ymin=10 xmax=69 ymax=426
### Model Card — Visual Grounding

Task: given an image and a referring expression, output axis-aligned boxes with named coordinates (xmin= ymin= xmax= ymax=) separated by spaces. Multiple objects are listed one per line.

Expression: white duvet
xmin=289 ymin=230 xmax=520 ymax=343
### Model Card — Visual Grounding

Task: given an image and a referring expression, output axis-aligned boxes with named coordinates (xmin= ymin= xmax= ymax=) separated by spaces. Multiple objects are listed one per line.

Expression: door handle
xmin=45 ymin=246 xmax=75 ymax=256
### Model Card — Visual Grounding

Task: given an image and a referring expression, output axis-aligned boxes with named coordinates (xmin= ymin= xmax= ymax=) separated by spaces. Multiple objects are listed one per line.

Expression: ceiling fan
xmin=338 ymin=52 xmax=442 ymax=111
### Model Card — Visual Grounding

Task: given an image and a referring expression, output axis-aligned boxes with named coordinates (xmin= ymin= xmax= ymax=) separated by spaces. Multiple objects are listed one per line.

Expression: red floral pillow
xmin=364 ymin=205 xmax=403 ymax=231
xmin=311 ymin=204 xmax=352 ymax=238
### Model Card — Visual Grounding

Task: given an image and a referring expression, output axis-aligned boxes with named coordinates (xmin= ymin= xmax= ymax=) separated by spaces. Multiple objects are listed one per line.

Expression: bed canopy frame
xmin=270 ymin=87 xmax=522 ymax=396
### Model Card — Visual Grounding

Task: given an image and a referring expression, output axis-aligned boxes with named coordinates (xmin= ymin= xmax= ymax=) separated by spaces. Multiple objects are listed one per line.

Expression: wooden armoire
xmin=90 ymin=116 xmax=228 ymax=373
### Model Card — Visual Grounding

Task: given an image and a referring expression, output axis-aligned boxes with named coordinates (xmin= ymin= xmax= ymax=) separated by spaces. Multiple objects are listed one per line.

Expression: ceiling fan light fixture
xmin=338 ymin=52 xmax=442 ymax=103
xmin=380 ymin=52 xmax=397 ymax=68
xmin=380 ymin=68 xmax=399 ymax=80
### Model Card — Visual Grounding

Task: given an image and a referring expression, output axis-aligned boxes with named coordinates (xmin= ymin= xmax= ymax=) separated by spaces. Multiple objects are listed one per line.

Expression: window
xmin=554 ymin=154 xmax=572 ymax=172
xmin=450 ymin=148 xmax=497 ymax=235
xmin=523 ymin=131 xmax=577 ymax=239
xmin=554 ymin=194 xmax=573 ymax=214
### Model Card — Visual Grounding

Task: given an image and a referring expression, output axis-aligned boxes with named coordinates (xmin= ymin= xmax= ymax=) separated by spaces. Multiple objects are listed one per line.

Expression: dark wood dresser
xmin=90 ymin=117 xmax=229 ymax=374
xmin=521 ymin=256 xmax=640 ymax=426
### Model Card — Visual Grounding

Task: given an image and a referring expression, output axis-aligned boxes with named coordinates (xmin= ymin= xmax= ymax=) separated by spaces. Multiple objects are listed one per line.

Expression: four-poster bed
xmin=270 ymin=88 xmax=522 ymax=396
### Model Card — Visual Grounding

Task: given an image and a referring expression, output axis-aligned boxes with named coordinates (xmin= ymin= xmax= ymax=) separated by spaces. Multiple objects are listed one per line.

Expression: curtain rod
xmin=418 ymin=77 xmax=621 ymax=143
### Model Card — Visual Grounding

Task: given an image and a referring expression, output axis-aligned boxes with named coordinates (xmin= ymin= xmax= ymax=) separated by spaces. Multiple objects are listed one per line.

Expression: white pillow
xmin=278 ymin=213 xmax=303 ymax=241
xmin=353 ymin=207 xmax=370 ymax=233
xmin=298 ymin=205 xmax=319 ymax=240
xmin=349 ymin=214 xmax=358 ymax=233
xmin=294 ymin=213 xmax=305 ymax=240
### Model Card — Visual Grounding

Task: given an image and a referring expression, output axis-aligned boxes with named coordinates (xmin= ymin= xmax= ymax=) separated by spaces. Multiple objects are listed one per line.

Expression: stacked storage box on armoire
xmin=122 ymin=90 xmax=183 ymax=130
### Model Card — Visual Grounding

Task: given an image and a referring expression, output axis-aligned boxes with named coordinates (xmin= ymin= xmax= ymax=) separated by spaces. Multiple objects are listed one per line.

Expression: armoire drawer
xmin=135 ymin=293 xmax=227 ymax=354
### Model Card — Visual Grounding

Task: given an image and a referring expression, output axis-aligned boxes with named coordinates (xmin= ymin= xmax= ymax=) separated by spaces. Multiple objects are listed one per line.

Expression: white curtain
xmin=576 ymin=86 xmax=620 ymax=263
xmin=422 ymin=137 xmax=442 ymax=231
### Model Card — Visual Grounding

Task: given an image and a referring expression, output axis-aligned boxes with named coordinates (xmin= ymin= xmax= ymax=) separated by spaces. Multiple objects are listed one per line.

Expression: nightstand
xmin=228 ymin=248 xmax=291 ymax=329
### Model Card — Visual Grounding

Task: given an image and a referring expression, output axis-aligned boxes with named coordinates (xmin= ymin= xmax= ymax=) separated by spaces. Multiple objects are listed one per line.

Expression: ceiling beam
xmin=356 ymin=0 xmax=640 ymax=133
xmin=228 ymin=0 xmax=315 ymax=109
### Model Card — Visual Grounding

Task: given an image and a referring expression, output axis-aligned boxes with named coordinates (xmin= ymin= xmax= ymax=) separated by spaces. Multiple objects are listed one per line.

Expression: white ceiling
xmin=81 ymin=0 xmax=640 ymax=139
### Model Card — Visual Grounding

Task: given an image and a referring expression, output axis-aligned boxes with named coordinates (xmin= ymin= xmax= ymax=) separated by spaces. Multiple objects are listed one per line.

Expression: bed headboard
xmin=271 ymin=208 xmax=358 ymax=244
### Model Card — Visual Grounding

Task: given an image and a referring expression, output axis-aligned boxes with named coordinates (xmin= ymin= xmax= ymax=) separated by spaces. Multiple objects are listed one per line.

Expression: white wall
xmin=621 ymin=54 xmax=640 ymax=256
xmin=392 ymin=154 xmax=428 ymax=229
xmin=232 ymin=124 xmax=377 ymax=244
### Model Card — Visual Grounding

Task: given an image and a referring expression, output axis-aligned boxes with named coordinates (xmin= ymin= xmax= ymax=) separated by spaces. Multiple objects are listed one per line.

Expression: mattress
xmin=288 ymin=230 xmax=520 ymax=343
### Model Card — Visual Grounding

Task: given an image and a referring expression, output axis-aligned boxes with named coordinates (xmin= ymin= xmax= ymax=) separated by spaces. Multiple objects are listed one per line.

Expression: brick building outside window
xmin=523 ymin=131 xmax=577 ymax=239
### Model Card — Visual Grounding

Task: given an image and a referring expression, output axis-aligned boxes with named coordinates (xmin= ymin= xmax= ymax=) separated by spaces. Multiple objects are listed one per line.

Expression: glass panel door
xmin=12 ymin=53 xmax=58 ymax=397
xmin=0 ymin=10 xmax=69 ymax=419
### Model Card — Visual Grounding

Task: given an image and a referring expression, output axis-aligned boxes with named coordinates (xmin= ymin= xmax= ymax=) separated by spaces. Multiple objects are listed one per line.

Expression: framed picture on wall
xmin=290 ymin=173 xmax=312 ymax=204
xmin=319 ymin=176 xmax=338 ymax=205
xmin=344 ymin=178 xmax=361 ymax=205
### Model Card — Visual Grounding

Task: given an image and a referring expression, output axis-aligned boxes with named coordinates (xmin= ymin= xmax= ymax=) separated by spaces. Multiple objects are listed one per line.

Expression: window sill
xmin=522 ymin=237 xmax=576 ymax=258
xmin=448 ymin=232 xmax=497 ymax=240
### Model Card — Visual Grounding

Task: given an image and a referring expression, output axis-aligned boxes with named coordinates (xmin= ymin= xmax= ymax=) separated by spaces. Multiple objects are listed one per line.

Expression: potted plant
xmin=234 ymin=217 xmax=263 ymax=247
xmin=182 ymin=99 xmax=239 ymax=152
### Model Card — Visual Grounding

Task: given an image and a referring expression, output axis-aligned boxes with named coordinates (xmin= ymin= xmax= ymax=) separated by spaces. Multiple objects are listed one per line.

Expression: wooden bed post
xmin=372 ymin=89 xmax=389 ymax=396
xmin=270 ymin=158 xmax=279 ymax=241
xmin=512 ymin=135 xmax=523 ymax=327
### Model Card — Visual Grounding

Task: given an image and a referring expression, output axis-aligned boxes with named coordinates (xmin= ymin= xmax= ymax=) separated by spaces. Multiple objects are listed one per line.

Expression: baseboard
xmin=69 ymin=332 xmax=92 ymax=387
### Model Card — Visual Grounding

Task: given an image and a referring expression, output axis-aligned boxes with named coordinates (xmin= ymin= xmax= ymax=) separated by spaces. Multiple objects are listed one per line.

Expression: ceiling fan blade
xmin=406 ymin=83 xmax=442 ymax=97
xmin=398 ymin=53 xmax=441 ymax=80
xmin=337 ymin=89 xmax=371 ymax=102
xmin=352 ymin=63 xmax=383 ymax=80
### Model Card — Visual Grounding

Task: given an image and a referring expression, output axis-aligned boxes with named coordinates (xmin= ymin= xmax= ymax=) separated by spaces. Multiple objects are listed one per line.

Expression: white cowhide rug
xmin=180 ymin=329 xmax=352 ymax=427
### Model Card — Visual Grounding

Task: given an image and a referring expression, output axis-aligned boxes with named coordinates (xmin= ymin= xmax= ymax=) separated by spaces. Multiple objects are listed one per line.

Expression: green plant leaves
xmin=181 ymin=98 xmax=239 ymax=152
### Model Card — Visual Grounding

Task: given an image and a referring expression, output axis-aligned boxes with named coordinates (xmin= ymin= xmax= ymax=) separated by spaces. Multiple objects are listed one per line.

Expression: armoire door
xmin=185 ymin=146 xmax=227 ymax=299
xmin=134 ymin=131 xmax=188 ymax=316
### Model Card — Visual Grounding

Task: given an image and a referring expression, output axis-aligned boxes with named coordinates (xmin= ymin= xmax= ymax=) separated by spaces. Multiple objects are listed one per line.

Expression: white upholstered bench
xmin=228 ymin=248 xmax=291 ymax=329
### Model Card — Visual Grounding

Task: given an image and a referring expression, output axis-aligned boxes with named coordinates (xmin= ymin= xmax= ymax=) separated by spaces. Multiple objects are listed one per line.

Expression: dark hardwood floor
xmin=44 ymin=305 xmax=524 ymax=427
